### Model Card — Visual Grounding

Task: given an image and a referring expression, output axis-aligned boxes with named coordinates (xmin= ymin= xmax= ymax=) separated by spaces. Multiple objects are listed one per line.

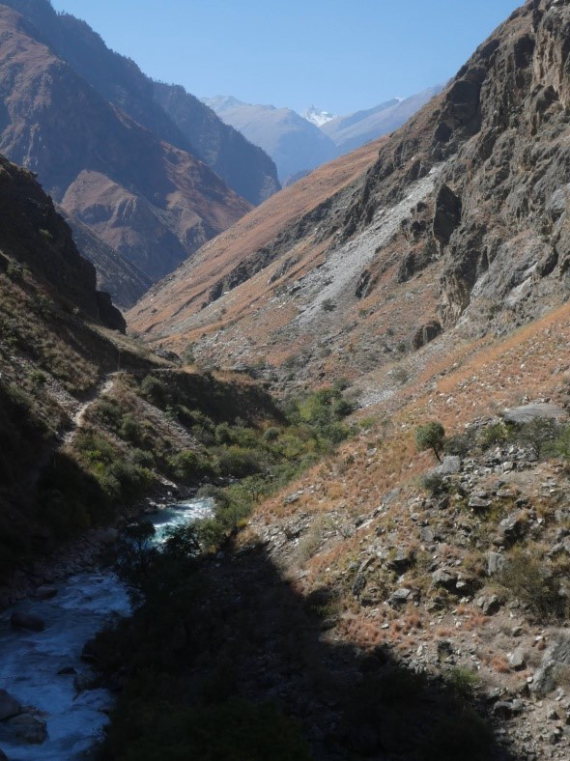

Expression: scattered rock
xmin=10 ymin=611 xmax=45 ymax=632
xmin=389 ymin=587 xmax=415 ymax=606
xmin=531 ymin=632 xmax=570 ymax=696
xmin=386 ymin=548 xmax=415 ymax=573
xmin=509 ymin=647 xmax=527 ymax=670
xmin=493 ymin=700 xmax=524 ymax=718
xmin=487 ymin=552 xmax=505 ymax=576
xmin=432 ymin=568 xmax=458 ymax=590
xmin=468 ymin=496 xmax=492 ymax=510
xmin=477 ymin=593 xmax=502 ymax=615
xmin=433 ymin=455 xmax=462 ymax=476
xmin=496 ymin=512 xmax=528 ymax=546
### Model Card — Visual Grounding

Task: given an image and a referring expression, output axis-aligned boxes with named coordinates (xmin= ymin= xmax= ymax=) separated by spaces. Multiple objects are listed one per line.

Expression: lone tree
xmin=416 ymin=421 xmax=446 ymax=462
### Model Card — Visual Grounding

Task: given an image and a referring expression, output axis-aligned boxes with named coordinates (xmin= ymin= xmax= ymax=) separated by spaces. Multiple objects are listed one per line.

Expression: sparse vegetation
xmin=415 ymin=421 xmax=446 ymax=462
xmin=498 ymin=548 xmax=565 ymax=621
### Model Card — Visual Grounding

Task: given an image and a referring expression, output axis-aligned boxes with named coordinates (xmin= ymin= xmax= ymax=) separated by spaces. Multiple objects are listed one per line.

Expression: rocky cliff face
xmin=2 ymin=0 xmax=280 ymax=206
xmin=0 ymin=154 xmax=124 ymax=330
xmin=338 ymin=0 xmax=570 ymax=334
xmin=130 ymin=0 xmax=570 ymax=393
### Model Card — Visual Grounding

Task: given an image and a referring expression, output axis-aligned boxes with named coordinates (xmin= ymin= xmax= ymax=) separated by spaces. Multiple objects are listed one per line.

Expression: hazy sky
xmin=50 ymin=0 xmax=522 ymax=115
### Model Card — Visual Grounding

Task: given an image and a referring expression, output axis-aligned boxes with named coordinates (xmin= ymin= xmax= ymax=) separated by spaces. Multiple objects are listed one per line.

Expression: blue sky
xmin=50 ymin=0 xmax=522 ymax=115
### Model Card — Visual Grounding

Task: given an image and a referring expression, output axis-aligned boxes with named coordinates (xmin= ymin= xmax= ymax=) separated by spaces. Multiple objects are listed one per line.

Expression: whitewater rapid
xmin=0 ymin=497 xmax=213 ymax=760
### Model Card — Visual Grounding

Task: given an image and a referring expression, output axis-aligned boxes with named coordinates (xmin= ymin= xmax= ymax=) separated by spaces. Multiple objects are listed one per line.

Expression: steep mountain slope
xmin=131 ymin=0 xmax=570 ymax=397
xmin=62 ymin=213 xmax=152 ymax=308
xmin=0 ymin=148 xmax=288 ymax=597
xmin=153 ymin=84 xmax=280 ymax=204
xmin=204 ymin=96 xmax=338 ymax=183
xmin=0 ymin=3 xmax=251 ymax=299
xmin=0 ymin=152 xmax=130 ymax=569
xmin=322 ymin=87 xmax=443 ymax=154
xmin=2 ymin=0 xmax=280 ymax=206
xmin=128 ymin=137 xmax=385 ymax=346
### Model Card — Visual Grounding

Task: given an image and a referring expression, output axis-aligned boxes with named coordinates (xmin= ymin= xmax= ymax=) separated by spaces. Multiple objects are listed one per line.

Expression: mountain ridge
xmin=130 ymin=0 xmax=570 ymax=400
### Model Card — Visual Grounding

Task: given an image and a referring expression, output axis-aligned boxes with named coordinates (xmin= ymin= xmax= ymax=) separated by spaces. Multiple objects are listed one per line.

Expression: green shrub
xmin=30 ymin=369 xmax=47 ymax=387
xmin=263 ymin=426 xmax=280 ymax=442
xmin=168 ymin=450 xmax=212 ymax=483
xmin=479 ymin=422 xmax=509 ymax=450
xmin=415 ymin=422 xmax=446 ymax=462
xmin=421 ymin=472 xmax=448 ymax=497
xmin=499 ymin=549 xmax=564 ymax=620
xmin=513 ymin=417 xmax=559 ymax=459
xmin=119 ymin=413 xmax=142 ymax=444
xmin=216 ymin=446 xmax=264 ymax=478
xmin=95 ymin=398 xmax=122 ymax=427
xmin=551 ymin=424 xmax=570 ymax=459
xmin=447 ymin=667 xmax=479 ymax=698
xmin=140 ymin=375 xmax=169 ymax=407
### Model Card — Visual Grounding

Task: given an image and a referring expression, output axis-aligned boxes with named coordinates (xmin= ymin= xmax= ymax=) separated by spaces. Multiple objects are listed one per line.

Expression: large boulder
xmin=10 ymin=611 xmax=46 ymax=632
xmin=5 ymin=713 xmax=47 ymax=744
xmin=502 ymin=403 xmax=567 ymax=425
xmin=35 ymin=585 xmax=57 ymax=600
xmin=531 ymin=631 xmax=570 ymax=696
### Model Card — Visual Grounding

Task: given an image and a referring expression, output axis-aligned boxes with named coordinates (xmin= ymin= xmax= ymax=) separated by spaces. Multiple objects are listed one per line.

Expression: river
xmin=0 ymin=497 xmax=213 ymax=760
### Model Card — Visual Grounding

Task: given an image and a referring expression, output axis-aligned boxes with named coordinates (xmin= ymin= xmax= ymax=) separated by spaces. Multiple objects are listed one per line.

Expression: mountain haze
xmin=204 ymin=96 xmax=338 ymax=183
xmin=322 ymin=87 xmax=443 ymax=154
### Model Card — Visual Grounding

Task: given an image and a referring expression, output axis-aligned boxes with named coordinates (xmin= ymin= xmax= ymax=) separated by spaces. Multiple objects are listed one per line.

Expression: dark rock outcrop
xmin=0 ymin=156 xmax=124 ymax=330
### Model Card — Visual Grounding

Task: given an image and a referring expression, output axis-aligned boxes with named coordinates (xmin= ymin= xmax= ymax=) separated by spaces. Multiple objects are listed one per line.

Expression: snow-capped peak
xmin=303 ymin=105 xmax=336 ymax=127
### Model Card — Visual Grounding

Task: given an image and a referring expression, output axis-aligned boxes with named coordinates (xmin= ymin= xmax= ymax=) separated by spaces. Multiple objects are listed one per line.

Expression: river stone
xmin=35 ymin=585 xmax=57 ymax=600
xmin=10 ymin=611 xmax=46 ymax=632
xmin=502 ymin=403 xmax=567 ymax=424
xmin=0 ymin=689 xmax=21 ymax=721
xmin=5 ymin=713 xmax=47 ymax=744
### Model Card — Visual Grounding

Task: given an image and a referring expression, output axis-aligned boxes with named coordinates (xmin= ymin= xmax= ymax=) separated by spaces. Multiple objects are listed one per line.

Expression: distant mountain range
xmin=203 ymin=97 xmax=337 ymax=185
xmin=321 ymin=87 xmax=443 ymax=154
xmin=303 ymin=106 xmax=337 ymax=128
xmin=204 ymin=87 xmax=442 ymax=184
xmin=0 ymin=0 xmax=281 ymax=307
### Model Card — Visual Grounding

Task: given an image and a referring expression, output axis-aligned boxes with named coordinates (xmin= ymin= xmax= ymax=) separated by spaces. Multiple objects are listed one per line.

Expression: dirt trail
xmin=62 ymin=373 xmax=117 ymax=447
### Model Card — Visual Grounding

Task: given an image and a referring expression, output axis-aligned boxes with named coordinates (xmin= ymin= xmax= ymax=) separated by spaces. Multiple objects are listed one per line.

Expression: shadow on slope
xmin=96 ymin=538 xmax=521 ymax=761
